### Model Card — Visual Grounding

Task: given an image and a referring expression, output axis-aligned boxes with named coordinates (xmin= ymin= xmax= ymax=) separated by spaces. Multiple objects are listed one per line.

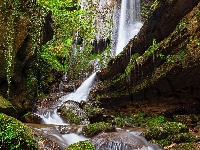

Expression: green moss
xmin=61 ymin=109 xmax=81 ymax=125
xmin=168 ymin=143 xmax=198 ymax=150
xmin=65 ymin=140 xmax=95 ymax=150
xmin=142 ymin=121 xmax=188 ymax=140
xmin=0 ymin=113 xmax=38 ymax=149
xmin=141 ymin=121 xmax=198 ymax=147
xmin=0 ymin=96 xmax=13 ymax=108
xmin=82 ymin=122 xmax=113 ymax=137
xmin=130 ymin=113 xmax=165 ymax=127
xmin=150 ymin=0 xmax=159 ymax=10
xmin=83 ymin=104 xmax=103 ymax=119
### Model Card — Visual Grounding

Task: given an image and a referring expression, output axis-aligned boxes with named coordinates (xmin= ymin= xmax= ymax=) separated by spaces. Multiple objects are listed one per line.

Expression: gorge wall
xmin=0 ymin=0 xmax=53 ymax=115
xmin=90 ymin=1 xmax=200 ymax=116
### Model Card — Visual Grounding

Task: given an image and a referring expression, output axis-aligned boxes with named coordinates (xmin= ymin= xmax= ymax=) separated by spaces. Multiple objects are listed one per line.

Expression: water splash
xmin=115 ymin=0 xmax=142 ymax=55
xmin=62 ymin=133 xmax=89 ymax=145
xmin=60 ymin=72 xmax=97 ymax=103
xmin=36 ymin=108 xmax=67 ymax=125
xmin=90 ymin=132 xmax=162 ymax=150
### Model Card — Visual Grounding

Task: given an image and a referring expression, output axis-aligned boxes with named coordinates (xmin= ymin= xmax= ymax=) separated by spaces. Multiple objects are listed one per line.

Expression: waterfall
xmin=60 ymin=72 xmax=97 ymax=103
xmin=115 ymin=0 xmax=142 ymax=55
xmin=35 ymin=72 xmax=97 ymax=125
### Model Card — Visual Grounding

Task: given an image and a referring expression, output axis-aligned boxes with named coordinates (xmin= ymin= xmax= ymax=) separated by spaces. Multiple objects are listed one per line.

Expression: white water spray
xmin=60 ymin=72 xmax=96 ymax=103
xmin=35 ymin=72 xmax=97 ymax=125
xmin=115 ymin=0 xmax=142 ymax=55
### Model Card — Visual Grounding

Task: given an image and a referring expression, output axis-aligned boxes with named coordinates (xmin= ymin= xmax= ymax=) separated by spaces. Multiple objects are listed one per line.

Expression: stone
xmin=90 ymin=2 xmax=200 ymax=117
xmin=0 ymin=96 xmax=16 ymax=115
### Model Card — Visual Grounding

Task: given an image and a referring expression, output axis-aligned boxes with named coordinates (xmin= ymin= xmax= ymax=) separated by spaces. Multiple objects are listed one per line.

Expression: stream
xmin=29 ymin=0 xmax=160 ymax=149
xmin=29 ymin=72 xmax=162 ymax=150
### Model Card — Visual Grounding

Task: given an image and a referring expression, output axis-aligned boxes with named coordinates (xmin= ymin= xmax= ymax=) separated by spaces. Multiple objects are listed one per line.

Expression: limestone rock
xmin=90 ymin=2 xmax=200 ymax=116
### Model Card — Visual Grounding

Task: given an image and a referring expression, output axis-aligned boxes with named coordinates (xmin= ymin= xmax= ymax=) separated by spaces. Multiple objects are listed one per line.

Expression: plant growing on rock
xmin=141 ymin=121 xmax=198 ymax=147
xmin=65 ymin=140 xmax=95 ymax=150
xmin=0 ymin=113 xmax=38 ymax=149
xmin=82 ymin=122 xmax=114 ymax=137
xmin=82 ymin=103 xmax=103 ymax=121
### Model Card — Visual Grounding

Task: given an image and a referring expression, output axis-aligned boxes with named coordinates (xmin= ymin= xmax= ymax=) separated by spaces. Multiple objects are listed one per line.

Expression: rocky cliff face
xmin=90 ymin=1 xmax=200 ymax=116
xmin=0 ymin=0 xmax=53 ymax=114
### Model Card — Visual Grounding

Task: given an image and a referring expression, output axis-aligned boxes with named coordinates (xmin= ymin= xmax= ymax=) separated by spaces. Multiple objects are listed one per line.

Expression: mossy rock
xmin=82 ymin=122 xmax=115 ymax=137
xmin=167 ymin=143 xmax=199 ymax=150
xmin=0 ymin=113 xmax=38 ymax=149
xmin=0 ymin=96 xmax=16 ymax=114
xmin=65 ymin=140 xmax=95 ymax=150
xmin=59 ymin=100 xmax=90 ymax=125
xmin=83 ymin=104 xmax=103 ymax=123
xmin=150 ymin=133 xmax=197 ymax=147
xmin=130 ymin=113 xmax=165 ymax=127
xmin=142 ymin=121 xmax=188 ymax=140
xmin=142 ymin=121 xmax=198 ymax=147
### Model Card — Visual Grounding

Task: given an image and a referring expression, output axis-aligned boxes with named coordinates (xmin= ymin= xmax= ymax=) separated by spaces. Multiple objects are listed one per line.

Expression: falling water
xmin=115 ymin=0 xmax=142 ymax=55
xmin=35 ymin=72 xmax=97 ymax=125
xmin=60 ymin=72 xmax=97 ymax=103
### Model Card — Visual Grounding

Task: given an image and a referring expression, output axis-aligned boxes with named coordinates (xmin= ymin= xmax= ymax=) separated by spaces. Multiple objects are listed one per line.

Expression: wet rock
xmin=0 ymin=113 xmax=39 ymax=149
xmin=59 ymin=100 xmax=90 ymax=125
xmin=0 ymin=0 xmax=54 ymax=112
xmin=23 ymin=113 xmax=42 ymax=124
xmin=27 ymin=123 xmax=68 ymax=150
xmin=66 ymin=140 xmax=95 ymax=150
xmin=91 ymin=2 xmax=200 ymax=116
xmin=90 ymin=132 xmax=160 ymax=150
xmin=91 ymin=38 xmax=110 ymax=54
xmin=0 ymin=96 xmax=16 ymax=115
xmin=97 ymin=0 xmax=200 ymax=81
xmin=82 ymin=122 xmax=115 ymax=137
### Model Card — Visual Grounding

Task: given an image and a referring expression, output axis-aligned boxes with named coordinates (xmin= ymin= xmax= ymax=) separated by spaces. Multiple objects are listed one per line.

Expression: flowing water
xmin=36 ymin=72 xmax=97 ymax=124
xmin=34 ymin=71 xmax=161 ymax=149
xmin=115 ymin=0 xmax=142 ymax=55
xmin=33 ymin=0 xmax=161 ymax=149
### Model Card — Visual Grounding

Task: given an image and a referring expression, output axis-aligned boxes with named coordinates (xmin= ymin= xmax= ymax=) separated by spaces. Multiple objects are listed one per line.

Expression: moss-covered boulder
xmin=82 ymin=103 xmax=103 ymax=123
xmin=59 ymin=100 xmax=90 ymax=125
xmin=0 ymin=96 xmax=16 ymax=115
xmin=142 ymin=121 xmax=198 ymax=147
xmin=0 ymin=113 xmax=38 ymax=149
xmin=82 ymin=122 xmax=115 ymax=137
xmin=65 ymin=140 xmax=95 ymax=150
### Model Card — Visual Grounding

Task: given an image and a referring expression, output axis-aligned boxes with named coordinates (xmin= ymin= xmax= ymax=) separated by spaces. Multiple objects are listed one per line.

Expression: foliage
xmin=141 ymin=5 xmax=149 ymax=20
xmin=144 ymin=39 xmax=159 ymax=56
xmin=65 ymin=140 xmax=95 ymax=150
xmin=129 ymin=113 xmax=165 ymax=127
xmin=142 ymin=121 xmax=188 ymax=140
xmin=176 ymin=20 xmax=188 ymax=30
xmin=82 ymin=122 xmax=113 ymax=137
xmin=159 ymin=50 xmax=185 ymax=63
xmin=115 ymin=116 xmax=131 ymax=127
xmin=83 ymin=104 xmax=103 ymax=119
xmin=112 ymin=112 xmax=165 ymax=128
xmin=36 ymin=0 xmax=97 ymax=77
xmin=0 ymin=113 xmax=38 ymax=149
xmin=141 ymin=121 xmax=198 ymax=147
xmin=150 ymin=0 xmax=159 ymax=11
